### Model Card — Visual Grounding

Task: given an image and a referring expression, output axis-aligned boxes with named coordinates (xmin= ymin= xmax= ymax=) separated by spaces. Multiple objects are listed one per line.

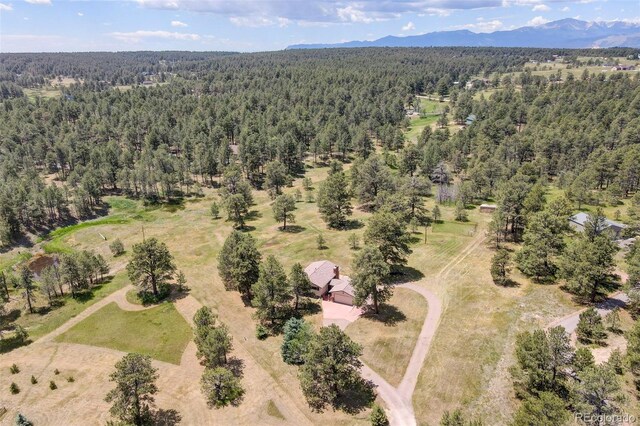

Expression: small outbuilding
xmin=479 ymin=204 xmax=497 ymax=213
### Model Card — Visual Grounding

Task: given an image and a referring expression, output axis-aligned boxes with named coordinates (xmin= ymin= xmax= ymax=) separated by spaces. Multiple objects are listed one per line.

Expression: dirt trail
xmin=360 ymin=232 xmax=486 ymax=426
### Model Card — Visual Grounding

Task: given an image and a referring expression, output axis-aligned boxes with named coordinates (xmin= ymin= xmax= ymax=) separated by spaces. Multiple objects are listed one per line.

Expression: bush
xmin=14 ymin=326 xmax=28 ymax=344
xmin=53 ymin=369 xmax=60 ymax=375
xmin=109 ymin=239 xmax=125 ymax=257
xmin=256 ymin=324 xmax=269 ymax=340
xmin=49 ymin=381 xmax=57 ymax=390
xmin=15 ymin=413 xmax=33 ymax=426
xmin=210 ymin=202 xmax=220 ymax=219
xmin=9 ymin=364 xmax=19 ymax=374
xmin=316 ymin=234 xmax=326 ymax=250
xmin=30 ymin=375 xmax=37 ymax=385
xmin=370 ymin=404 xmax=389 ymax=426
xmin=576 ymin=307 xmax=607 ymax=344
xmin=281 ymin=318 xmax=313 ymax=365
xmin=67 ymin=376 xmax=75 ymax=383
xmin=9 ymin=383 xmax=19 ymax=394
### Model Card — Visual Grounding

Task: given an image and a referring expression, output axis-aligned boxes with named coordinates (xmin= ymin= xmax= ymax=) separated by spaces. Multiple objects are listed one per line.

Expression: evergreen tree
xmin=126 ymin=238 xmax=176 ymax=299
xmin=576 ymin=307 xmax=606 ymax=344
xmin=105 ymin=353 xmax=158 ymax=426
xmin=289 ymin=263 xmax=311 ymax=310
xmin=272 ymin=194 xmax=296 ymax=230
xmin=200 ymin=367 xmax=244 ymax=408
xmin=490 ymin=249 xmax=511 ymax=285
xmin=364 ymin=211 xmax=412 ymax=268
xmin=193 ymin=307 xmax=233 ymax=368
xmin=281 ymin=317 xmax=314 ymax=365
xmin=18 ymin=266 xmax=36 ymax=314
xmin=299 ymin=325 xmax=373 ymax=412
xmin=370 ymin=404 xmax=389 ymax=426
xmin=218 ymin=231 xmax=261 ymax=299
xmin=512 ymin=392 xmax=569 ymax=426
xmin=351 ymin=246 xmax=391 ymax=314
xmin=317 ymin=171 xmax=352 ymax=229
xmin=251 ymin=256 xmax=291 ymax=326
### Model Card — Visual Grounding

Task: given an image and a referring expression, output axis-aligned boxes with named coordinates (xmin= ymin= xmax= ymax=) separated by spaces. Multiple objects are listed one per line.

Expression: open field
xmin=56 ymin=301 xmax=191 ymax=364
xmin=345 ymin=288 xmax=428 ymax=386
xmin=0 ymin=164 xmax=586 ymax=425
xmin=23 ymin=87 xmax=61 ymax=101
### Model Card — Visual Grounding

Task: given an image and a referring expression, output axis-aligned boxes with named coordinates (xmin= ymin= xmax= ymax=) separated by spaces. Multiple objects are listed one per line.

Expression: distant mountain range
xmin=287 ymin=19 xmax=640 ymax=50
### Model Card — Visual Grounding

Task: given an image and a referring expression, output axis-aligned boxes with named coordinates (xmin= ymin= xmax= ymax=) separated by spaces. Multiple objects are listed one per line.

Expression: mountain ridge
xmin=287 ymin=18 xmax=640 ymax=50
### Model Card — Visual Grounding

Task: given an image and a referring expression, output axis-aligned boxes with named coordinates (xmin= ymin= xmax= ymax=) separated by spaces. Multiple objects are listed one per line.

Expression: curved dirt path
xmin=361 ymin=233 xmax=486 ymax=426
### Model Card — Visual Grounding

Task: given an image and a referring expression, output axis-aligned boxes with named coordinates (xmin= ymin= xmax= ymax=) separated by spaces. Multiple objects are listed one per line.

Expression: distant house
xmin=479 ymin=204 xmax=497 ymax=213
xmin=465 ymin=114 xmax=477 ymax=126
xmin=304 ymin=260 xmax=354 ymax=305
xmin=569 ymin=212 xmax=626 ymax=240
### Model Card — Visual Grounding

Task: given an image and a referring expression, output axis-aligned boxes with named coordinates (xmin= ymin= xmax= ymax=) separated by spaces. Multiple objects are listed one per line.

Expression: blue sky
xmin=0 ymin=0 xmax=638 ymax=52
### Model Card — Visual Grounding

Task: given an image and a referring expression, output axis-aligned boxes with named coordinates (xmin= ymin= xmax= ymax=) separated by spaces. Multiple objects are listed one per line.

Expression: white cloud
xmin=77 ymin=12 xmax=83 ymax=16
xmin=402 ymin=21 xmax=415 ymax=31
xmin=532 ymin=4 xmax=550 ymax=12
xmin=527 ymin=16 xmax=550 ymax=26
xmin=229 ymin=16 xmax=274 ymax=27
xmin=455 ymin=19 xmax=504 ymax=33
xmin=108 ymin=30 xmax=201 ymax=43
xmin=0 ymin=2 xmax=12 ymax=10
xmin=561 ymin=6 xmax=570 ymax=12
xmin=171 ymin=20 xmax=187 ymax=27
xmin=24 ymin=0 xmax=51 ymax=4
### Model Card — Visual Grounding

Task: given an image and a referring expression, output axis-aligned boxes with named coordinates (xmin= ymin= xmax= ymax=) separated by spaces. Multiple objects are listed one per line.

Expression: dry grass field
xmin=0 ymin=161 xmax=584 ymax=425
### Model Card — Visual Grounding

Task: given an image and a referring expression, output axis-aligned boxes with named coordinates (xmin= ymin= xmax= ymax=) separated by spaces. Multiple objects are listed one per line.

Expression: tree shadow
xmin=342 ymin=220 xmax=364 ymax=230
xmin=245 ymin=210 xmax=262 ymax=222
xmin=0 ymin=334 xmax=31 ymax=354
xmin=292 ymin=299 xmax=322 ymax=317
xmin=335 ymin=378 xmax=376 ymax=414
xmin=361 ymin=304 xmax=407 ymax=326
xmin=495 ymin=278 xmax=520 ymax=288
xmin=280 ymin=225 xmax=306 ymax=234
xmin=390 ymin=266 xmax=425 ymax=285
xmin=227 ymin=357 xmax=245 ymax=379
xmin=151 ymin=408 xmax=182 ymax=426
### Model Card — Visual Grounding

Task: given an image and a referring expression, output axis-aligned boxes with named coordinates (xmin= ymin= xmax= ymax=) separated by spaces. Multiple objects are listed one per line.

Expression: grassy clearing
xmin=23 ymin=86 xmax=61 ymax=101
xmin=545 ymin=185 xmax=633 ymax=223
xmin=14 ymin=273 xmax=129 ymax=341
xmin=345 ymin=288 xmax=428 ymax=386
xmin=56 ymin=301 xmax=191 ymax=365
xmin=405 ymin=115 xmax=439 ymax=142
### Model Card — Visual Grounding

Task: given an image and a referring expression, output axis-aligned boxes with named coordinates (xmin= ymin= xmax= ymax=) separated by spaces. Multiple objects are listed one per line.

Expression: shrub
xmin=49 ymin=381 xmax=57 ymax=390
xmin=10 ymin=382 xmax=19 ymax=394
xmin=109 ymin=239 xmax=125 ymax=257
xmin=576 ymin=307 xmax=607 ymax=344
xmin=9 ymin=364 xmax=19 ymax=374
xmin=67 ymin=376 xmax=75 ymax=383
xmin=281 ymin=318 xmax=313 ymax=365
xmin=53 ymin=369 xmax=60 ymax=375
xmin=256 ymin=324 xmax=269 ymax=340
xmin=14 ymin=326 xmax=28 ymax=344
xmin=370 ymin=404 xmax=389 ymax=426
xmin=316 ymin=234 xmax=326 ymax=250
xmin=30 ymin=375 xmax=37 ymax=385
xmin=210 ymin=202 xmax=220 ymax=219
xmin=348 ymin=233 xmax=359 ymax=250
xmin=15 ymin=413 xmax=33 ymax=426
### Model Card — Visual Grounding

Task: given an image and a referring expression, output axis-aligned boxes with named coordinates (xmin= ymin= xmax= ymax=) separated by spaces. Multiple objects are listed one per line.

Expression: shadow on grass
xmin=390 ymin=266 xmax=425 ymax=285
xmin=361 ymin=304 xmax=407 ymax=326
xmin=335 ymin=378 xmax=376 ymax=415
xmin=151 ymin=408 xmax=182 ymax=426
xmin=0 ymin=335 xmax=30 ymax=354
xmin=342 ymin=220 xmax=364 ymax=230
xmin=227 ymin=356 xmax=245 ymax=379
xmin=279 ymin=225 xmax=306 ymax=234
xmin=495 ymin=278 xmax=520 ymax=288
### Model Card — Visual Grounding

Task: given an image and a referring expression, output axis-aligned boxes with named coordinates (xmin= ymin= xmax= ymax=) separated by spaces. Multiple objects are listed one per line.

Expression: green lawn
xmin=405 ymin=115 xmax=439 ymax=142
xmin=56 ymin=301 xmax=191 ymax=364
xmin=14 ymin=273 xmax=129 ymax=341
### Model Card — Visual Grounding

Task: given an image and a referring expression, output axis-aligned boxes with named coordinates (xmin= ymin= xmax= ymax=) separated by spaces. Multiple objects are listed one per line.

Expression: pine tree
xmin=273 ymin=194 xmax=296 ymax=230
xmin=364 ymin=211 xmax=412 ymax=268
xmin=218 ymin=231 xmax=261 ymax=299
xmin=317 ymin=171 xmax=352 ymax=228
xmin=351 ymin=246 xmax=391 ymax=314
xmin=251 ymin=256 xmax=291 ymax=326
xmin=490 ymin=249 xmax=511 ymax=285
xmin=289 ymin=263 xmax=311 ymax=310
xmin=281 ymin=317 xmax=314 ymax=365
xmin=200 ymin=367 xmax=244 ymax=408
xmin=126 ymin=238 xmax=176 ymax=299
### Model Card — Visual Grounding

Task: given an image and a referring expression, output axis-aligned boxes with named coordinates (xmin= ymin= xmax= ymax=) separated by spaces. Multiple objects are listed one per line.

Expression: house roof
xmin=570 ymin=212 xmax=626 ymax=230
xmin=304 ymin=260 xmax=337 ymax=289
xmin=329 ymin=276 xmax=354 ymax=297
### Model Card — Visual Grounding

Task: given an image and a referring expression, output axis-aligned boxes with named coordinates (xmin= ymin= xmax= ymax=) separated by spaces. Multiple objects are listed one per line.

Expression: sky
xmin=0 ymin=0 xmax=638 ymax=52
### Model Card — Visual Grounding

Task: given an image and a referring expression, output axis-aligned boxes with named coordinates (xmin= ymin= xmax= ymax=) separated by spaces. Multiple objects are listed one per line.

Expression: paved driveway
xmin=321 ymin=300 xmax=362 ymax=329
